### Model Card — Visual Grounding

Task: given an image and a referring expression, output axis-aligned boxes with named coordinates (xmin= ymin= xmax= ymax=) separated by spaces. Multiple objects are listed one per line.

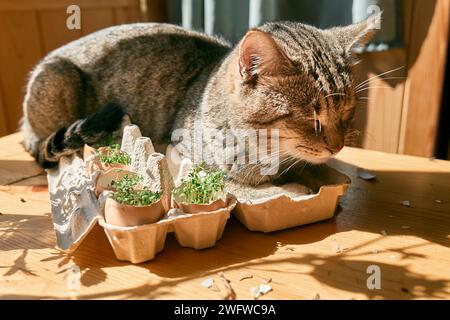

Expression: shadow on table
xmin=64 ymin=216 xmax=338 ymax=286
xmin=329 ymin=159 xmax=450 ymax=248
xmin=2 ymin=159 xmax=450 ymax=299
xmin=50 ymin=206 xmax=449 ymax=299
xmin=3 ymin=236 xmax=449 ymax=299
xmin=0 ymin=213 xmax=54 ymax=251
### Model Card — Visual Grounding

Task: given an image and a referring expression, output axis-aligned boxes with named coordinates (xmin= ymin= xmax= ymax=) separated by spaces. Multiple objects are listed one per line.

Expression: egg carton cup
xmin=228 ymin=165 xmax=350 ymax=233
xmin=47 ymin=124 xmax=235 ymax=263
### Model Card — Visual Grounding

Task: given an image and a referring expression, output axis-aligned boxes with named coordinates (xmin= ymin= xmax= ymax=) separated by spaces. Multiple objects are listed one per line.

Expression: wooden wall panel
xmin=114 ymin=6 xmax=141 ymax=24
xmin=0 ymin=11 xmax=43 ymax=133
xmin=352 ymin=49 xmax=407 ymax=154
xmin=0 ymin=0 xmax=138 ymax=11
xmin=402 ymin=0 xmax=414 ymax=48
xmin=38 ymin=10 xmax=82 ymax=54
xmin=82 ymin=8 xmax=116 ymax=35
xmin=146 ymin=0 xmax=167 ymax=22
xmin=0 ymin=0 xmax=148 ymax=136
xmin=399 ymin=0 xmax=450 ymax=157
xmin=351 ymin=0 xmax=449 ymax=157
xmin=0 ymin=88 xmax=8 ymax=136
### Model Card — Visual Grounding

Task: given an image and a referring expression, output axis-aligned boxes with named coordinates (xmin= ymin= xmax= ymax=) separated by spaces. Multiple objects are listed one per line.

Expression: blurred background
xmin=0 ymin=0 xmax=448 ymax=159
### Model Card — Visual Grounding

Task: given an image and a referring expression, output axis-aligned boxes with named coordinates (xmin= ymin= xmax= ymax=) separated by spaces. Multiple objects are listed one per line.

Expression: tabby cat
xmin=21 ymin=14 xmax=380 ymax=186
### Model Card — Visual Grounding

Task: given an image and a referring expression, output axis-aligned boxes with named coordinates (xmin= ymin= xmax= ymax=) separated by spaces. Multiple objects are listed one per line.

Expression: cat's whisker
xmin=355 ymin=66 xmax=405 ymax=90
xmin=239 ymin=150 xmax=292 ymax=182
xmin=279 ymin=158 xmax=303 ymax=178
xmin=250 ymin=156 xmax=291 ymax=183
xmin=279 ymin=137 xmax=302 ymax=140
xmin=355 ymin=77 xmax=406 ymax=94
xmin=324 ymin=92 xmax=347 ymax=99
xmin=355 ymin=100 xmax=371 ymax=107
xmin=314 ymin=83 xmax=328 ymax=102
xmin=345 ymin=131 xmax=362 ymax=138
xmin=355 ymin=76 xmax=406 ymax=90
xmin=344 ymin=127 xmax=367 ymax=145
xmin=355 ymin=77 xmax=406 ymax=93
xmin=351 ymin=130 xmax=377 ymax=144
xmin=295 ymin=161 xmax=309 ymax=177
xmin=279 ymin=159 xmax=299 ymax=177
xmin=355 ymin=86 xmax=392 ymax=94
xmin=345 ymin=131 xmax=362 ymax=139
xmin=255 ymin=154 xmax=294 ymax=185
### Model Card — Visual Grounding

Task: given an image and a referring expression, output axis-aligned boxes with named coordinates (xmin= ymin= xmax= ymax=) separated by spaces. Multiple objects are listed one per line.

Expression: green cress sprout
xmin=111 ymin=174 xmax=161 ymax=206
xmin=173 ymin=163 xmax=226 ymax=204
xmin=96 ymin=144 xmax=131 ymax=166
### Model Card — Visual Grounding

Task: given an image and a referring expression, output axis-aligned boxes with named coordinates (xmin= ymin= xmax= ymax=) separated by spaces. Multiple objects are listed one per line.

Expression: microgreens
xmin=173 ymin=163 xmax=226 ymax=205
xmin=111 ymin=174 xmax=161 ymax=206
xmin=96 ymin=144 xmax=131 ymax=166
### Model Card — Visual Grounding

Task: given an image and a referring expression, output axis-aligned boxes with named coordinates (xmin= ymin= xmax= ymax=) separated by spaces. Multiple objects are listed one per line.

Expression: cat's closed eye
xmin=314 ymin=119 xmax=322 ymax=135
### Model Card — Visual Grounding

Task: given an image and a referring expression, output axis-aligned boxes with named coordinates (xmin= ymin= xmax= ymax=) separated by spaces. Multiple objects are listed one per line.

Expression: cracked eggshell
xmin=173 ymin=198 xmax=229 ymax=214
xmin=94 ymin=168 xmax=136 ymax=195
xmin=170 ymin=158 xmax=228 ymax=214
xmin=104 ymin=198 xmax=165 ymax=227
xmin=83 ymin=144 xmax=97 ymax=161
xmin=83 ymin=145 xmax=130 ymax=176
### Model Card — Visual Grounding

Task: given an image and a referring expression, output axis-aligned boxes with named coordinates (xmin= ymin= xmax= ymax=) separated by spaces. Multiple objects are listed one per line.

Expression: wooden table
xmin=1 ymin=133 xmax=449 ymax=300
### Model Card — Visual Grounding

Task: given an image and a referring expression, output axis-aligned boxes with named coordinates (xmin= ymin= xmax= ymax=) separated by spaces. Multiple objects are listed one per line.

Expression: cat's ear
xmin=238 ymin=30 xmax=292 ymax=82
xmin=332 ymin=12 xmax=382 ymax=56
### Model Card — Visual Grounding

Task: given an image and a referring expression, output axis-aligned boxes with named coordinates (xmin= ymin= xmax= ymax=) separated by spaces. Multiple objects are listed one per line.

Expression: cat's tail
xmin=35 ymin=102 xmax=126 ymax=168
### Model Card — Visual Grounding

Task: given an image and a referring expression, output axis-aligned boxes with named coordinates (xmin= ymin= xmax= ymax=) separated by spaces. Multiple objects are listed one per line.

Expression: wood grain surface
xmin=0 ymin=133 xmax=449 ymax=300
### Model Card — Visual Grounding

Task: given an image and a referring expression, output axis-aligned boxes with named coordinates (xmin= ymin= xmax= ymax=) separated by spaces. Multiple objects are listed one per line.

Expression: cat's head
xmin=233 ymin=13 xmax=381 ymax=164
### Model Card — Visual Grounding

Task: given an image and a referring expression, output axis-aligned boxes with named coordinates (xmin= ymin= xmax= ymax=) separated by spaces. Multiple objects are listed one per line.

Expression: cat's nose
xmin=324 ymin=135 xmax=344 ymax=154
xmin=328 ymin=144 xmax=344 ymax=154
xmin=332 ymin=145 xmax=344 ymax=154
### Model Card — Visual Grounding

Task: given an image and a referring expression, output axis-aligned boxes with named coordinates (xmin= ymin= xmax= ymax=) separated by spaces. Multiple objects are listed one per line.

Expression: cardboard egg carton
xmin=47 ymin=124 xmax=350 ymax=264
xmin=47 ymin=124 xmax=236 ymax=264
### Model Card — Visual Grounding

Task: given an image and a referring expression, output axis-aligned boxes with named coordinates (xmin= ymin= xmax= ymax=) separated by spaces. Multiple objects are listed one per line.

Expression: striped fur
xmin=36 ymin=103 xmax=125 ymax=168
xmin=22 ymin=16 xmax=380 ymax=184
